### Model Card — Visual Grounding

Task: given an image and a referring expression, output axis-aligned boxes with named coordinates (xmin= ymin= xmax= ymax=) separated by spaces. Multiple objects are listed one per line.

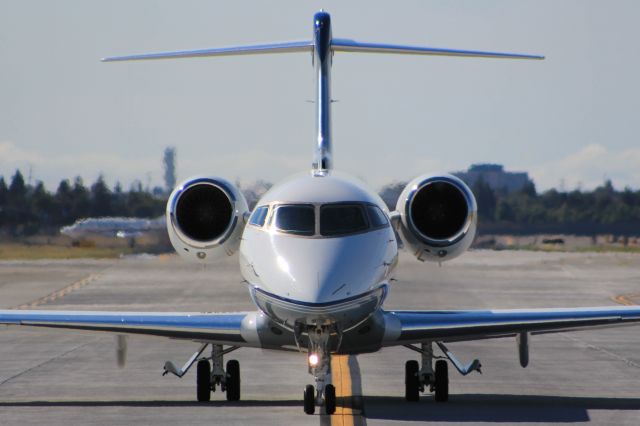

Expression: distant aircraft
xmin=3 ymin=11 xmax=640 ymax=416
xmin=60 ymin=217 xmax=165 ymax=240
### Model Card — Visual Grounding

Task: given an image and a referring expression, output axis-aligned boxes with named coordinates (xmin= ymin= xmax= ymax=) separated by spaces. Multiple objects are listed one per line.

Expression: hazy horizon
xmin=2 ymin=1 xmax=639 ymax=192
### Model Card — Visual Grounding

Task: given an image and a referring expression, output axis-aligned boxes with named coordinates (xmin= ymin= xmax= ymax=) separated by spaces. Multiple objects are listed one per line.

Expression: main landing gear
xmin=162 ymin=343 xmax=240 ymax=402
xmin=404 ymin=341 xmax=481 ymax=403
xmin=196 ymin=344 xmax=241 ymax=402
xmin=301 ymin=325 xmax=337 ymax=415
xmin=405 ymin=358 xmax=449 ymax=402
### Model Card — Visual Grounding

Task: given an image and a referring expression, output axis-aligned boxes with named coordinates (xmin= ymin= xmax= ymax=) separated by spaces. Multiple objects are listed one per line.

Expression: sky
xmin=1 ymin=0 xmax=639 ymax=192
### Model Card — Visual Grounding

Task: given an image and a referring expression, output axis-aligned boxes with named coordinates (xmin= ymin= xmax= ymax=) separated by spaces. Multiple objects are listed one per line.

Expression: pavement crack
xmin=555 ymin=293 xmax=640 ymax=370
xmin=0 ymin=339 xmax=96 ymax=387
xmin=560 ymin=334 xmax=640 ymax=370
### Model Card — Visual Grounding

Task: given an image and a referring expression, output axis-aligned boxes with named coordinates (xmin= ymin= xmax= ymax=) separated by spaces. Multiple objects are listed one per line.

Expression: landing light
xmin=308 ymin=353 xmax=319 ymax=367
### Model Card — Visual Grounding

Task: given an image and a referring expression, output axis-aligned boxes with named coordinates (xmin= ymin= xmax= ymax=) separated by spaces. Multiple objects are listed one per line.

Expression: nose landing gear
xmin=302 ymin=325 xmax=338 ymax=415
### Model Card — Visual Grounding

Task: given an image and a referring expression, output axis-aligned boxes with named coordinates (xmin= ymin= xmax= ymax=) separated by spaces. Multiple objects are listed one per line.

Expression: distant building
xmin=163 ymin=147 xmax=176 ymax=194
xmin=454 ymin=164 xmax=531 ymax=194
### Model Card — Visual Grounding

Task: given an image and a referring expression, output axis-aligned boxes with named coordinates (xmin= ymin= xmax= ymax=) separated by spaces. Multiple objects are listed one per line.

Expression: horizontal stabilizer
xmin=102 ymin=41 xmax=313 ymax=62
xmin=102 ymin=39 xmax=542 ymax=63
xmin=332 ymin=39 xmax=544 ymax=60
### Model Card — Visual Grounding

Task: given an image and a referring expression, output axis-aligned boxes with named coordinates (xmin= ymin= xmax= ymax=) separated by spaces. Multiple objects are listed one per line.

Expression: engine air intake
xmin=166 ymin=176 xmax=248 ymax=262
xmin=396 ymin=174 xmax=477 ymax=262
xmin=175 ymin=184 xmax=233 ymax=242
xmin=410 ymin=181 xmax=468 ymax=241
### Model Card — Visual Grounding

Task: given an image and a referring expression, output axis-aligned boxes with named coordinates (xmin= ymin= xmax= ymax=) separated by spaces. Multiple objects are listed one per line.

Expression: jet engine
xmin=166 ymin=176 xmax=249 ymax=262
xmin=395 ymin=174 xmax=477 ymax=262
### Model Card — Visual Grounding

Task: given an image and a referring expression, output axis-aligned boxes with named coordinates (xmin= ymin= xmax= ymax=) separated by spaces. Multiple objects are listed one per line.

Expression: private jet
xmin=3 ymin=11 xmax=640 ymax=415
xmin=60 ymin=216 xmax=165 ymax=241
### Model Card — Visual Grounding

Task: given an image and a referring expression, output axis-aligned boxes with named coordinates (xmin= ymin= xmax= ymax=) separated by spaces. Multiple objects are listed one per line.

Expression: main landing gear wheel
xmin=325 ymin=384 xmax=336 ymax=414
xmin=405 ymin=360 xmax=420 ymax=402
xmin=196 ymin=359 xmax=211 ymax=402
xmin=434 ymin=360 xmax=449 ymax=402
xmin=226 ymin=359 xmax=241 ymax=401
xmin=304 ymin=384 xmax=315 ymax=415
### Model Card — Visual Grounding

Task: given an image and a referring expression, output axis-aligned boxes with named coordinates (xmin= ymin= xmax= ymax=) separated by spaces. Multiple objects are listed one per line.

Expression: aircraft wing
xmin=0 ymin=310 xmax=258 ymax=346
xmin=383 ymin=306 xmax=640 ymax=345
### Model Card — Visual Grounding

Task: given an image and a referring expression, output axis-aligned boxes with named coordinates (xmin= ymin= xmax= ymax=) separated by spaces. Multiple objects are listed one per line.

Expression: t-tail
xmin=103 ymin=10 xmax=543 ymax=173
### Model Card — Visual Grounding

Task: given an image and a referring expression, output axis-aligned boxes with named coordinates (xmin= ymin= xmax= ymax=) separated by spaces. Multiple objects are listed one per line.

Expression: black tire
xmin=304 ymin=384 xmax=315 ymax=415
xmin=196 ymin=359 xmax=211 ymax=402
xmin=405 ymin=360 xmax=420 ymax=402
xmin=325 ymin=384 xmax=336 ymax=415
xmin=226 ymin=359 xmax=241 ymax=401
xmin=434 ymin=360 xmax=449 ymax=402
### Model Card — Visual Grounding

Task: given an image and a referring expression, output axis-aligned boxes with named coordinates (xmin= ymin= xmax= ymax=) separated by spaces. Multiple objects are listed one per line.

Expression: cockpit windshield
xmin=274 ymin=205 xmax=315 ymax=236
xmin=320 ymin=204 xmax=368 ymax=236
xmin=269 ymin=202 xmax=388 ymax=238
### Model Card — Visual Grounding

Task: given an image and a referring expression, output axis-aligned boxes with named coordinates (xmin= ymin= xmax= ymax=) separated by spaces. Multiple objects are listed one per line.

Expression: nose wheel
xmin=303 ymin=384 xmax=315 ymax=414
xmin=303 ymin=383 xmax=336 ymax=415
xmin=325 ymin=383 xmax=336 ymax=414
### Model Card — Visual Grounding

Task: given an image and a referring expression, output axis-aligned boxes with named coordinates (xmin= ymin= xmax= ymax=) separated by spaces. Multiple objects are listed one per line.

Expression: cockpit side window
xmin=274 ymin=205 xmax=315 ymax=236
xmin=249 ymin=205 xmax=269 ymax=227
xmin=366 ymin=205 xmax=389 ymax=229
xmin=320 ymin=204 xmax=369 ymax=237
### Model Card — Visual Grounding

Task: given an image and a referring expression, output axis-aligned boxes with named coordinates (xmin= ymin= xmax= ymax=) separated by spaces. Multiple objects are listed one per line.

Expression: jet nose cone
xmin=259 ymin=232 xmax=390 ymax=304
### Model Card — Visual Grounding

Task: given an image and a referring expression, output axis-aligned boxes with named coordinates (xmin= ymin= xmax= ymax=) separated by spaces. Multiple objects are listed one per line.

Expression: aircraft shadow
xmin=4 ymin=394 xmax=640 ymax=423
xmin=362 ymin=394 xmax=640 ymax=423
xmin=0 ymin=399 xmax=301 ymax=408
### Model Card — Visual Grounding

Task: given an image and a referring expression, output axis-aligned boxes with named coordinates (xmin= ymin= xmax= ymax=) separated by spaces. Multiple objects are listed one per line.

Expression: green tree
xmin=472 ymin=177 xmax=496 ymax=221
xmin=31 ymin=181 xmax=55 ymax=228
xmin=0 ymin=177 xmax=8 ymax=204
xmin=5 ymin=170 xmax=28 ymax=234
xmin=54 ymin=179 xmax=73 ymax=225
xmin=71 ymin=176 xmax=90 ymax=218
xmin=8 ymin=170 xmax=27 ymax=203
xmin=90 ymin=175 xmax=112 ymax=216
xmin=0 ymin=177 xmax=7 ymax=228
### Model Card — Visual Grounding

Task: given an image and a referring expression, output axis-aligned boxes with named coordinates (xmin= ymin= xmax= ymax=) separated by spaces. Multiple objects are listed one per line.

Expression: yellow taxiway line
xmin=613 ymin=293 xmax=640 ymax=306
xmin=14 ymin=273 xmax=101 ymax=309
xmin=330 ymin=355 xmax=365 ymax=426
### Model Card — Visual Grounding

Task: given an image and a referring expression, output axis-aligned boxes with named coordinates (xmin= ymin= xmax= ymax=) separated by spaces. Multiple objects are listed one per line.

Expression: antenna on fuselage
xmin=102 ymin=11 xmax=543 ymax=174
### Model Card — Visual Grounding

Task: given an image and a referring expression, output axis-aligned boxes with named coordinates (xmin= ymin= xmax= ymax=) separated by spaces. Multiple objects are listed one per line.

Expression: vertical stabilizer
xmin=312 ymin=11 xmax=333 ymax=173
xmin=102 ymin=11 xmax=543 ymax=174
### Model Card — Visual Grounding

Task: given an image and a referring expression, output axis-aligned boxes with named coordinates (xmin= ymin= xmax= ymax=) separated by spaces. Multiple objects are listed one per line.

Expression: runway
xmin=1 ymin=250 xmax=640 ymax=425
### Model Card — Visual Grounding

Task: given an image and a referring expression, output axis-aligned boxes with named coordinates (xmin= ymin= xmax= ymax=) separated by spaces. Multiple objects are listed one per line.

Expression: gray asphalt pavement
xmin=1 ymin=250 xmax=640 ymax=425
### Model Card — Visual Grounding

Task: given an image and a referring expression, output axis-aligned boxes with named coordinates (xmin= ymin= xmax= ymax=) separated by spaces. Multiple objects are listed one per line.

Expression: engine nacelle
xmin=395 ymin=174 xmax=477 ymax=262
xmin=166 ymin=176 xmax=249 ymax=262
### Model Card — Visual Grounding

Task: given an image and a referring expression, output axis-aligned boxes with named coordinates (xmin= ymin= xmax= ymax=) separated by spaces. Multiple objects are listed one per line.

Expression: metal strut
xmin=435 ymin=342 xmax=482 ymax=375
xmin=404 ymin=340 xmax=482 ymax=385
xmin=163 ymin=343 xmax=209 ymax=378
xmin=307 ymin=326 xmax=332 ymax=405
xmin=162 ymin=343 xmax=240 ymax=380
xmin=404 ymin=342 xmax=437 ymax=390
xmin=210 ymin=344 xmax=240 ymax=392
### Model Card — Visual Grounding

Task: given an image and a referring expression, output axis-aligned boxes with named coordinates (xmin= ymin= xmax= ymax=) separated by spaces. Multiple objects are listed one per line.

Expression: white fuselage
xmin=239 ymin=172 xmax=398 ymax=331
